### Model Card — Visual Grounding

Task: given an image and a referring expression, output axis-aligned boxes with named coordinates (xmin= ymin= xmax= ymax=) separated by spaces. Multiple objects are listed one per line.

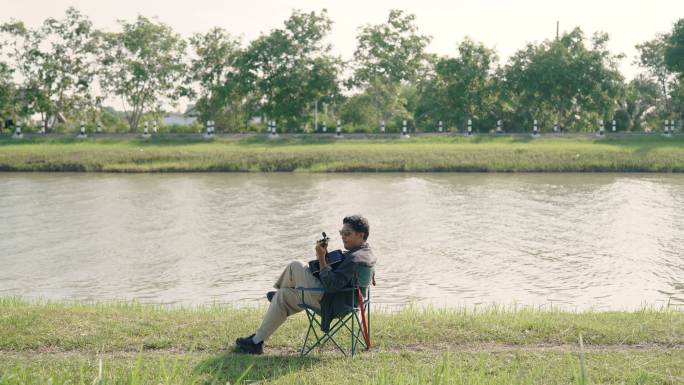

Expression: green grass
xmin=0 ymin=297 xmax=682 ymax=384
xmin=1 ymin=134 xmax=684 ymax=172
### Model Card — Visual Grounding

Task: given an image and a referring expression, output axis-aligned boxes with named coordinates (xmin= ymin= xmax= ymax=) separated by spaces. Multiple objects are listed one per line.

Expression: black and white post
xmin=497 ymin=119 xmax=503 ymax=134
xmin=554 ymin=121 xmax=559 ymax=133
xmin=612 ymin=120 xmax=616 ymax=133
xmin=336 ymin=120 xmax=342 ymax=138
xmin=438 ymin=120 xmax=443 ymax=133
xmin=467 ymin=119 xmax=472 ymax=136
xmin=270 ymin=120 xmax=278 ymax=137
xmin=143 ymin=121 xmax=150 ymax=138
xmin=598 ymin=120 xmax=604 ymax=137
xmin=322 ymin=121 xmax=327 ymax=133
xmin=380 ymin=120 xmax=385 ymax=133
xmin=13 ymin=121 xmax=22 ymax=139
xmin=402 ymin=120 xmax=409 ymax=138
xmin=205 ymin=120 xmax=214 ymax=138
xmin=664 ymin=120 xmax=671 ymax=136
xmin=78 ymin=120 xmax=87 ymax=138
xmin=532 ymin=119 xmax=539 ymax=137
xmin=152 ymin=120 xmax=158 ymax=134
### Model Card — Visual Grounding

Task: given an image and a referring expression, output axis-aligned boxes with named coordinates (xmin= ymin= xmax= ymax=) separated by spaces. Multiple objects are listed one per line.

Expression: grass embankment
xmin=1 ymin=135 xmax=684 ymax=172
xmin=0 ymin=298 xmax=682 ymax=384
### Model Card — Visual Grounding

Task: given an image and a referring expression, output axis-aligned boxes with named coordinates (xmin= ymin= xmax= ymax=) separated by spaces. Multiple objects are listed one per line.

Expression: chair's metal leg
xmin=301 ymin=308 xmax=316 ymax=356
xmin=351 ymin=308 xmax=355 ymax=356
xmin=306 ymin=314 xmax=349 ymax=356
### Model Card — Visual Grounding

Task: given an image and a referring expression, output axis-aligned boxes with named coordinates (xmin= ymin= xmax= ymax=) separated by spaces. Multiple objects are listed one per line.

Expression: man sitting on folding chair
xmin=235 ymin=215 xmax=376 ymax=355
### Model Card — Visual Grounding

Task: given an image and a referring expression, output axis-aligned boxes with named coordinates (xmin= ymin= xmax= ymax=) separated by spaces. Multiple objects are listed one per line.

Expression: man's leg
xmin=253 ymin=261 xmax=323 ymax=343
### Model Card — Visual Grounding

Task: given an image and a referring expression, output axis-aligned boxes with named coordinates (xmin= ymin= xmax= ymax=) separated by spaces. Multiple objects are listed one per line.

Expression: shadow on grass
xmin=194 ymin=351 xmax=322 ymax=384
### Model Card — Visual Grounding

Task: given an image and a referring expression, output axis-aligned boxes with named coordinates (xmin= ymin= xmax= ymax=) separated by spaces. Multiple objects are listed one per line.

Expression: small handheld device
xmin=318 ymin=232 xmax=330 ymax=248
xmin=309 ymin=231 xmax=344 ymax=275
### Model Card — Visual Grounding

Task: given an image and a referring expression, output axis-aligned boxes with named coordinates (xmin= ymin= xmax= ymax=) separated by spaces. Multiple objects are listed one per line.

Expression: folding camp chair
xmin=297 ymin=264 xmax=374 ymax=356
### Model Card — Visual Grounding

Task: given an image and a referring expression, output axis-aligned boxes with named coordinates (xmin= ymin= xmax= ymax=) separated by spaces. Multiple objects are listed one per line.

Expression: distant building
xmin=162 ymin=104 xmax=198 ymax=126
xmin=162 ymin=113 xmax=197 ymax=126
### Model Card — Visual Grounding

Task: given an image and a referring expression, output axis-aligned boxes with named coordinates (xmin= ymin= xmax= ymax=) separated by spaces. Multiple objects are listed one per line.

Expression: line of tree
xmin=0 ymin=8 xmax=683 ymax=133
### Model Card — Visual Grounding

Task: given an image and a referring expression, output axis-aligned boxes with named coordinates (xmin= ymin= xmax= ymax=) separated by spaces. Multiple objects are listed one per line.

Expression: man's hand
xmin=315 ymin=240 xmax=328 ymax=269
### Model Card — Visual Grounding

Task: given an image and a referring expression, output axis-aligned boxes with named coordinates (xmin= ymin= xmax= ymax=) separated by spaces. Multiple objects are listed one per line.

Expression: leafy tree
xmin=615 ymin=76 xmax=661 ymax=131
xmin=348 ymin=10 xmax=431 ymax=129
xmin=340 ymin=93 xmax=375 ymax=129
xmin=186 ymin=27 xmax=246 ymax=130
xmin=665 ymin=19 xmax=684 ymax=76
xmin=0 ymin=7 xmax=98 ymax=131
xmin=340 ymin=79 xmax=412 ymax=132
xmin=636 ymin=34 xmax=676 ymax=115
xmin=0 ymin=46 xmax=14 ymax=123
xmin=416 ymin=38 xmax=500 ymax=131
xmin=503 ymin=28 xmax=623 ymax=131
xmin=236 ymin=10 xmax=341 ymax=130
xmin=98 ymin=16 xmax=187 ymax=131
xmin=351 ymin=9 xmax=431 ymax=86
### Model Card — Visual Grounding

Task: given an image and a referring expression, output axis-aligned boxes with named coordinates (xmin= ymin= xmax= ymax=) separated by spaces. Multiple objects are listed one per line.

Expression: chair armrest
xmin=327 ymin=287 xmax=367 ymax=293
xmin=296 ymin=287 xmax=325 ymax=292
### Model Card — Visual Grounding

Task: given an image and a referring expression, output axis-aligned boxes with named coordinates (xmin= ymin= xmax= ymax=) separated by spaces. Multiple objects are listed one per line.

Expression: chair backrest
xmin=353 ymin=264 xmax=374 ymax=289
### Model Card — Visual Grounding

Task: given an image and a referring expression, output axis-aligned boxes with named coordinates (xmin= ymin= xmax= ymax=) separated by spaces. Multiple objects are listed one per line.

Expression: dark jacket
xmin=318 ymin=243 xmax=376 ymax=332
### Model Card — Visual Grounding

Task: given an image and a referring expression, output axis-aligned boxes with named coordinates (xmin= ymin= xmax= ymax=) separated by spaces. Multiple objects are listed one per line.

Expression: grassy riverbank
xmin=0 ymin=298 xmax=682 ymax=384
xmin=1 ymin=134 xmax=684 ymax=172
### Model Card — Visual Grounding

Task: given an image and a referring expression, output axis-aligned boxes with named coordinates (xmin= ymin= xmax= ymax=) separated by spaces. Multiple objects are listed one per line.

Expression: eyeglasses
xmin=339 ymin=230 xmax=354 ymax=237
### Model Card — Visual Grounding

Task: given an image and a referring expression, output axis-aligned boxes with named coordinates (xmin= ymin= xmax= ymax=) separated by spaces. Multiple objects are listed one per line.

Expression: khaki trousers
xmin=254 ymin=261 xmax=323 ymax=342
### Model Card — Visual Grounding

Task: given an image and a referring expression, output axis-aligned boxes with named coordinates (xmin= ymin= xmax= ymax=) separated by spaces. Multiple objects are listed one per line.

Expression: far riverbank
xmin=1 ymin=134 xmax=683 ymax=172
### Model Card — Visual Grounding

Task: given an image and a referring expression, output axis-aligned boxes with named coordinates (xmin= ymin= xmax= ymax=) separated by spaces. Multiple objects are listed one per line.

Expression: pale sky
xmin=4 ymin=0 xmax=683 ymax=111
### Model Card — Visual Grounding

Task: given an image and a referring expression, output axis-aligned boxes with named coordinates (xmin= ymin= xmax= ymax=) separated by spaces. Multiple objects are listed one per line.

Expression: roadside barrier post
xmin=401 ymin=120 xmax=410 ymax=138
xmin=497 ymin=119 xmax=503 ymax=134
xmin=467 ymin=119 xmax=472 ymax=136
xmin=152 ymin=120 xmax=158 ymax=134
xmin=533 ymin=120 xmax=539 ymax=137
xmin=78 ymin=121 xmax=87 ymax=138
xmin=664 ymin=120 xmax=671 ymax=136
xmin=380 ymin=120 xmax=385 ymax=133
xmin=612 ymin=120 xmax=616 ymax=132
xmin=336 ymin=120 xmax=342 ymax=138
xmin=205 ymin=120 xmax=215 ymax=138
xmin=13 ymin=121 xmax=22 ymax=139
xmin=322 ymin=121 xmax=327 ymax=133
xmin=438 ymin=120 xmax=443 ymax=133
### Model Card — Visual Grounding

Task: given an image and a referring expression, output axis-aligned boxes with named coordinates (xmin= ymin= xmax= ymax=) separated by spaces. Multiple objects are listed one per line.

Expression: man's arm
xmin=315 ymin=241 xmax=327 ymax=270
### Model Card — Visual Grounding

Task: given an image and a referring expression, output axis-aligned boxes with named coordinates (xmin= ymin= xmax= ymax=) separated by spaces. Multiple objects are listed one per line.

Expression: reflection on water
xmin=1 ymin=173 xmax=683 ymax=310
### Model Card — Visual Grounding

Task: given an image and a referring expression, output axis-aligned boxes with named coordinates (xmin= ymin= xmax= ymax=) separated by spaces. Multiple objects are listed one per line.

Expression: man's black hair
xmin=343 ymin=215 xmax=370 ymax=241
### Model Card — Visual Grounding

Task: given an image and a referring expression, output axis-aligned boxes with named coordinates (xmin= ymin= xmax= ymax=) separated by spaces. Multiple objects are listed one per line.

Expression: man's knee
xmin=275 ymin=287 xmax=304 ymax=316
xmin=287 ymin=260 xmax=306 ymax=270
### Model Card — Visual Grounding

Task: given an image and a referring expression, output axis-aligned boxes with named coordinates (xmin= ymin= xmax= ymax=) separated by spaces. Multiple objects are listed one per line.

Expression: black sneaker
xmin=266 ymin=291 xmax=276 ymax=302
xmin=235 ymin=334 xmax=263 ymax=354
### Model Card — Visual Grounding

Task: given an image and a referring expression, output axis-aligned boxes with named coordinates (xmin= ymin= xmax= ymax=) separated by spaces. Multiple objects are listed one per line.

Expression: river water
xmin=1 ymin=173 xmax=683 ymax=310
